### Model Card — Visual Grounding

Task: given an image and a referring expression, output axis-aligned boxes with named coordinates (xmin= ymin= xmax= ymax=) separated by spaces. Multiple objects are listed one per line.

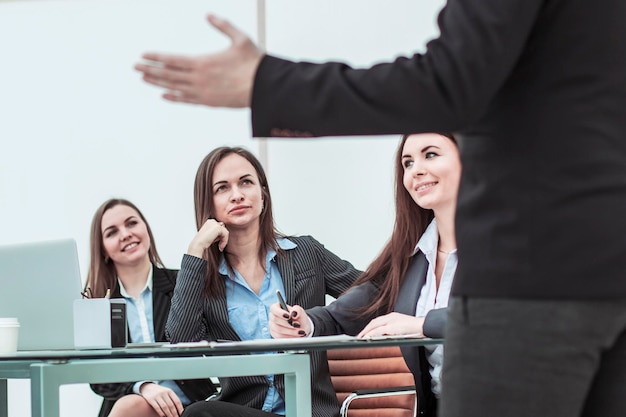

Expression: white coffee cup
xmin=0 ymin=317 xmax=20 ymax=354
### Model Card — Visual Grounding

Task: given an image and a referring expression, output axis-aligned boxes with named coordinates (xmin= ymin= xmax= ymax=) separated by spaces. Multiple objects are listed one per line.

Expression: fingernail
xmin=292 ymin=322 xmax=301 ymax=328
xmin=298 ymin=330 xmax=305 ymax=336
xmin=282 ymin=313 xmax=290 ymax=319
xmin=291 ymin=311 xmax=297 ymax=318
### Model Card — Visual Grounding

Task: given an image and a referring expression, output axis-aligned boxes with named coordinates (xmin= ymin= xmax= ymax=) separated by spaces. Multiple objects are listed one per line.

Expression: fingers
xmin=206 ymin=14 xmax=246 ymax=43
xmin=138 ymin=53 xmax=196 ymax=72
xmin=142 ymin=385 xmax=183 ymax=417
xmin=357 ymin=313 xmax=425 ymax=338
xmin=162 ymin=91 xmax=201 ymax=105
xmin=358 ymin=312 xmax=399 ymax=338
xmin=216 ymin=229 xmax=229 ymax=252
xmin=358 ymin=317 xmax=385 ymax=338
xmin=187 ymin=219 xmax=229 ymax=256
xmin=269 ymin=304 xmax=310 ymax=338
xmin=211 ymin=220 xmax=229 ymax=252
xmin=138 ymin=66 xmax=193 ymax=91
xmin=149 ymin=396 xmax=181 ymax=417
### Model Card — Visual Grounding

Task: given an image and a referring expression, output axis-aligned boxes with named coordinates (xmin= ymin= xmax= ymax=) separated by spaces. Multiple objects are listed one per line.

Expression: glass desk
xmin=0 ymin=335 xmax=443 ymax=417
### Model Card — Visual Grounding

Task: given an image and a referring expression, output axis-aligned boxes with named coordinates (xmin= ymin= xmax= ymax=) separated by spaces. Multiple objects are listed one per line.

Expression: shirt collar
xmin=414 ymin=218 xmax=439 ymax=256
xmin=218 ymin=237 xmax=296 ymax=277
xmin=118 ymin=263 xmax=153 ymax=298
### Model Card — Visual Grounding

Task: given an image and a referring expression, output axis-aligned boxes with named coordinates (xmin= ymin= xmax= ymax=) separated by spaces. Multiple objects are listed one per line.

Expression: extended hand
xmin=357 ymin=312 xmax=425 ymax=339
xmin=139 ymin=382 xmax=184 ymax=417
xmin=135 ymin=14 xmax=264 ymax=108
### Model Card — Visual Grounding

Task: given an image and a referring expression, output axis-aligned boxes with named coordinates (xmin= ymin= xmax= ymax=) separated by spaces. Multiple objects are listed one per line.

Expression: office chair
xmin=327 ymin=346 xmax=417 ymax=417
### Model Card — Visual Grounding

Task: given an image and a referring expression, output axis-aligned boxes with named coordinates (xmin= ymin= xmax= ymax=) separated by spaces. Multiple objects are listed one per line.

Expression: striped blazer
xmin=166 ymin=235 xmax=361 ymax=417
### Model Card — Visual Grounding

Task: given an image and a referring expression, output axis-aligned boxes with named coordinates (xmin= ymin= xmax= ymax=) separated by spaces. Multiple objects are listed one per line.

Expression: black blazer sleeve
xmin=423 ymin=307 xmax=447 ymax=339
xmin=307 ymin=282 xmax=382 ymax=336
xmin=251 ymin=0 xmax=545 ymax=137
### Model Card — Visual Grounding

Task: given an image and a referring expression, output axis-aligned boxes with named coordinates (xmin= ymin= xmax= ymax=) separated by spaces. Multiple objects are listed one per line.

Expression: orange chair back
xmin=327 ymin=346 xmax=416 ymax=417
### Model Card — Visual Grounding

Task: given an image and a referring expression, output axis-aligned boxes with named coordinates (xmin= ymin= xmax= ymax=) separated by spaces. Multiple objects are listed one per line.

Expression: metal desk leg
xmin=30 ymin=364 xmax=61 ymax=417
xmin=283 ymin=354 xmax=312 ymax=417
xmin=1 ymin=379 xmax=8 ymax=417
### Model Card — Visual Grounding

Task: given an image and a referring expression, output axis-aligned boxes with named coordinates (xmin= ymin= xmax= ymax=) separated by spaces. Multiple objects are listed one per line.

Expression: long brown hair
xmin=194 ymin=146 xmax=281 ymax=297
xmin=352 ymin=133 xmax=455 ymax=317
xmin=85 ymin=198 xmax=163 ymax=298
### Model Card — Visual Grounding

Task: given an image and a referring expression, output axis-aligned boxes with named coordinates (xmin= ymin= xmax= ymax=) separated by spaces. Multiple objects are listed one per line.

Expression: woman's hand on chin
xmin=188 ymin=218 xmax=230 ymax=257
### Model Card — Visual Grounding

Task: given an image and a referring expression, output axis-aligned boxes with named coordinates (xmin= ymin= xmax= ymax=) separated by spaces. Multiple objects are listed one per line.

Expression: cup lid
xmin=0 ymin=317 xmax=19 ymax=324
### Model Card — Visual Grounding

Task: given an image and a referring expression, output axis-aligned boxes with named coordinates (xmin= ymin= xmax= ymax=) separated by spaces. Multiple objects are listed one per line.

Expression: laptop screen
xmin=0 ymin=238 xmax=82 ymax=351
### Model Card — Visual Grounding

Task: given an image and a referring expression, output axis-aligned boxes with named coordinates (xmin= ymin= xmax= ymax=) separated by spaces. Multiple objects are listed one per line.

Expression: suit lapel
xmin=151 ymin=267 xmax=175 ymax=341
xmin=394 ymin=252 xmax=428 ymax=315
xmin=276 ymin=251 xmax=296 ymax=304
xmin=395 ymin=252 xmax=429 ymax=385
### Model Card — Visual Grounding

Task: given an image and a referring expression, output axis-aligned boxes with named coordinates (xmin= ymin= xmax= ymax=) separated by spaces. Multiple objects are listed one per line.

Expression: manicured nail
xmin=298 ymin=330 xmax=305 ymax=336
xmin=283 ymin=313 xmax=290 ymax=319
xmin=291 ymin=311 xmax=297 ymax=318
xmin=292 ymin=322 xmax=301 ymax=328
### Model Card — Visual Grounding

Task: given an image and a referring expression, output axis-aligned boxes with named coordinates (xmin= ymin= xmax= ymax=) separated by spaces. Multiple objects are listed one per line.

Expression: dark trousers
xmin=440 ymin=296 xmax=626 ymax=417
xmin=181 ymin=400 xmax=283 ymax=417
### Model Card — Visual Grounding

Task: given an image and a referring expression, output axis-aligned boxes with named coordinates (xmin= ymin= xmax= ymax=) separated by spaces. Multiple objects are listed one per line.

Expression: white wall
xmin=0 ymin=0 xmax=445 ymax=415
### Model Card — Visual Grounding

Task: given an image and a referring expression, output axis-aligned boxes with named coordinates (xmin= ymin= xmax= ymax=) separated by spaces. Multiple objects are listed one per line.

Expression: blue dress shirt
xmin=219 ymin=238 xmax=297 ymax=415
xmin=118 ymin=266 xmax=191 ymax=405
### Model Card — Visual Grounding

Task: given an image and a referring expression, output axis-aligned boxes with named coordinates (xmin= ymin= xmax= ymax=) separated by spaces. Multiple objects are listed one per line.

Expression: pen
xmin=105 ymin=288 xmax=111 ymax=299
xmin=276 ymin=290 xmax=293 ymax=325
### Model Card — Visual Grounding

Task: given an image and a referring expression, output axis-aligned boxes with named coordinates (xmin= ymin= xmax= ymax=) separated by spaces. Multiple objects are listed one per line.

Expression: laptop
xmin=0 ymin=238 xmax=82 ymax=351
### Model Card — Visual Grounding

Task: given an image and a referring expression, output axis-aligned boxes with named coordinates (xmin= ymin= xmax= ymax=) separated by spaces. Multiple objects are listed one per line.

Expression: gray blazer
xmin=166 ymin=235 xmax=361 ymax=417
xmin=307 ymin=253 xmax=446 ymax=417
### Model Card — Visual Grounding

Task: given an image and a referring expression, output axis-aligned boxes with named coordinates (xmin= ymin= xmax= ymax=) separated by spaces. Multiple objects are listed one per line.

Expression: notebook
xmin=0 ymin=238 xmax=82 ymax=351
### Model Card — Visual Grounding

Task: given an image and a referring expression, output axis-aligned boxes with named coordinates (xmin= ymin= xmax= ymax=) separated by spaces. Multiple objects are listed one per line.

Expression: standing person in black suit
xmin=166 ymin=146 xmax=361 ymax=417
xmin=270 ymin=133 xmax=460 ymax=417
xmin=134 ymin=1 xmax=626 ymax=416
xmin=86 ymin=198 xmax=217 ymax=417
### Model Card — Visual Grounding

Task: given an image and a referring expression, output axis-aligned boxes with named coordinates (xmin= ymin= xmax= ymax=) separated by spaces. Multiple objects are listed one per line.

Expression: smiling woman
xmin=269 ymin=133 xmax=460 ymax=417
xmin=85 ymin=198 xmax=217 ymax=417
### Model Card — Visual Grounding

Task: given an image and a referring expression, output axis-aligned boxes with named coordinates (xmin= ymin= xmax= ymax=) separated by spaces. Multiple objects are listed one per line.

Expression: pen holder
xmin=73 ymin=298 xmax=127 ymax=349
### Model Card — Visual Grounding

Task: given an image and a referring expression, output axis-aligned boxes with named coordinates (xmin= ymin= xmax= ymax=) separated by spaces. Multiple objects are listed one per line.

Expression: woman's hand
xmin=269 ymin=302 xmax=311 ymax=338
xmin=357 ymin=312 xmax=425 ymax=338
xmin=187 ymin=219 xmax=229 ymax=257
xmin=139 ymin=382 xmax=183 ymax=417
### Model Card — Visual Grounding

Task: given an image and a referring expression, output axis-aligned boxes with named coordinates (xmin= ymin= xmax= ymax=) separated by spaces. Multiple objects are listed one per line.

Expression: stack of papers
xmin=163 ymin=333 xmax=425 ymax=349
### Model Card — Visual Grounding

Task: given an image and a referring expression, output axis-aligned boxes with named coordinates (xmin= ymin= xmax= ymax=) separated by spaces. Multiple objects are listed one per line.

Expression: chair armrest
xmin=340 ymin=385 xmax=416 ymax=417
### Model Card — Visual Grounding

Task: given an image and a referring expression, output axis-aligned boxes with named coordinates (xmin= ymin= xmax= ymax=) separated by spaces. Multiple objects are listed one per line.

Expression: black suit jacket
xmin=251 ymin=0 xmax=626 ymax=300
xmin=90 ymin=267 xmax=217 ymax=417
xmin=166 ymin=235 xmax=361 ymax=417
xmin=307 ymin=253 xmax=446 ymax=417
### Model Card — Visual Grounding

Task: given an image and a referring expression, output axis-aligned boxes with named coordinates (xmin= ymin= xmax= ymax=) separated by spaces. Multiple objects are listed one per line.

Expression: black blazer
xmin=250 ymin=0 xmax=626 ymax=300
xmin=90 ymin=267 xmax=217 ymax=417
xmin=307 ymin=253 xmax=446 ymax=417
xmin=166 ymin=235 xmax=361 ymax=417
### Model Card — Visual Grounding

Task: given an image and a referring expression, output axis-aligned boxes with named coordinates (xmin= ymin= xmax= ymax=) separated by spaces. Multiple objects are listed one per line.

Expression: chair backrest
xmin=327 ymin=346 xmax=417 ymax=417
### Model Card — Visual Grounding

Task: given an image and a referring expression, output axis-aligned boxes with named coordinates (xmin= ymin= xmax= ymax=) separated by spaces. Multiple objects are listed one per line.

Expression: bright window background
xmin=0 ymin=0 xmax=445 ymax=415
